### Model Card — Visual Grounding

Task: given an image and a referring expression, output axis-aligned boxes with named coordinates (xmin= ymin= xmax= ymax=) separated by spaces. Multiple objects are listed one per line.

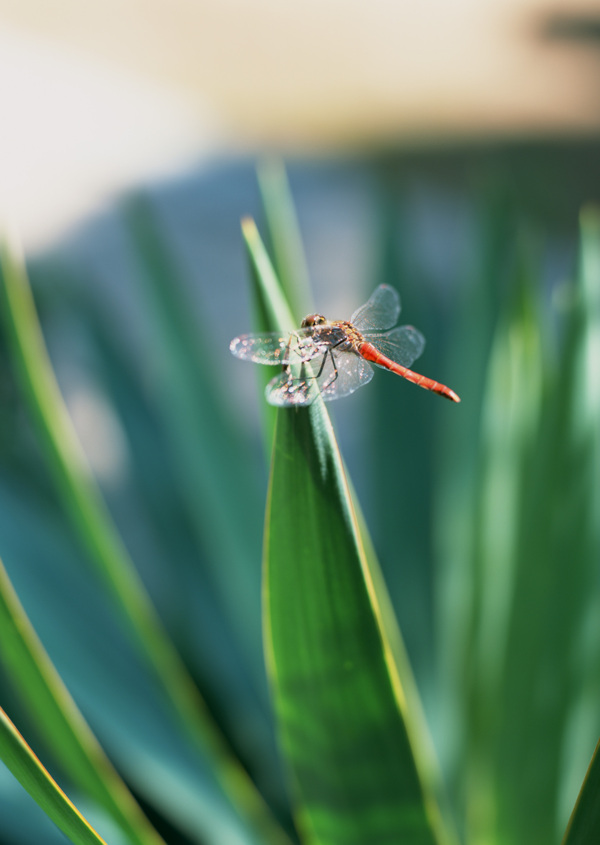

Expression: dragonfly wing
xmin=366 ymin=325 xmax=425 ymax=368
xmin=318 ymin=350 xmax=373 ymax=401
xmin=265 ymin=350 xmax=373 ymax=406
xmin=266 ymin=367 xmax=320 ymax=406
xmin=230 ymin=328 xmax=324 ymax=365
xmin=230 ymin=332 xmax=290 ymax=364
xmin=350 ymin=284 xmax=401 ymax=332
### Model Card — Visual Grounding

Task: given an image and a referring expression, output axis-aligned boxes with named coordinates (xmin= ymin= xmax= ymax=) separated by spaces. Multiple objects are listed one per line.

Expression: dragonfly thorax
xmin=332 ymin=320 xmax=365 ymax=350
xmin=300 ymin=314 xmax=364 ymax=349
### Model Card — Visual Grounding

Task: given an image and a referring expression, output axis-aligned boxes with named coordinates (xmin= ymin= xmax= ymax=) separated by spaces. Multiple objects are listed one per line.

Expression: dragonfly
xmin=230 ymin=284 xmax=460 ymax=406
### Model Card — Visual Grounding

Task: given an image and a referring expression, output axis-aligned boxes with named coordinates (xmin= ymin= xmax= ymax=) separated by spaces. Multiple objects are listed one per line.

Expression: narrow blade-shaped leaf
xmin=0 ymin=707 xmax=108 ymax=845
xmin=243 ymin=220 xmax=451 ymax=844
xmin=562 ymin=739 xmax=600 ymax=845
xmin=0 ymin=236 xmax=291 ymax=845
xmin=264 ymin=405 xmax=449 ymax=845
xmin=122 ymin=196 xmax=266 ymax=690
xmin=241 ymin=217 xmax=296 ymax=334
xmin=0 ymin=556 xmax=165 ymax=845
xmin=257 ymin=160 xmax=312 ymax=321
xmin=241 ymin=216 xmax=297 ymax=448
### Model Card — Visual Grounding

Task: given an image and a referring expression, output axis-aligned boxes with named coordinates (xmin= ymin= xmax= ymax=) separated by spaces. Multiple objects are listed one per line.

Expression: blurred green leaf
xmin=0 ymin=236 xmax=291 ymax=845
xmin=562 ymin=739 xmax=600 ymax=845
xmin=0 ymin=706 xmax=108 ymax=845
xmin=465 ymin=241 xmax=546 ymax=842
xmin=2 ymin=156 xmax=597 ymax=845
xmin=0 ymin=761 xmax=70 ymax=845
xmin=241 ymin=216 xmax=296 ymax=334
xmin=257 ymin=160 xmax=312 ymax=322
xmin=242 ymin=220 xmax=452 ymax=845
xmin=122 ymin=194 xmax=265 ymax=689
xmin=241 ymin=215 xmax=298 ymax=448
xmin=0 ymin=481 xmax=264 ymax=845
xmin=494 ymin=221 xmax=599 ymax=845
xmin=368 ymin=170 xmax=463 ymax=700
xmin=456 ymin=212 xmax=600 ymax=844
xmin=434 ymin=187 xmax=517 ymax=782
xmin=0 ymin=556 xmax=165 ymax=845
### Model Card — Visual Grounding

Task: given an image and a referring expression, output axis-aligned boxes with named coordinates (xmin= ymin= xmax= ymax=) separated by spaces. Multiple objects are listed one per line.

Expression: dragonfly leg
xmin=284 ymin=336 xmax=346 ymax=399
xmin=285 ymin=349 xmax=329 ymax=384
xmin=320 ymin=349 xmax=339 ymax=390
xmin=300 ymin=344 xmax=343 ymax=387
xmin=303 ymin=339 xmax=346 ymax=391
xmin=312 ymin=351 xmax=330 ymax=380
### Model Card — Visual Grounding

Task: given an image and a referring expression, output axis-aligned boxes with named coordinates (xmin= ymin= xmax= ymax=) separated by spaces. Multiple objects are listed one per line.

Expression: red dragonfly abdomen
xmin=358 ymin=341 xmax=461 ymax=403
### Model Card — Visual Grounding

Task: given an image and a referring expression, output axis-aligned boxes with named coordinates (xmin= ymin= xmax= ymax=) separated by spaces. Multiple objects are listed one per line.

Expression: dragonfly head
xmin=301 ymin=313 xmax=326 ymax=328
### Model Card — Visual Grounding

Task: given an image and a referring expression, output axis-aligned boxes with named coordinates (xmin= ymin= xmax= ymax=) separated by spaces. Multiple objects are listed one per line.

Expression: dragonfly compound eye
xmin=301 ymin=313 xmax=326 ymax=327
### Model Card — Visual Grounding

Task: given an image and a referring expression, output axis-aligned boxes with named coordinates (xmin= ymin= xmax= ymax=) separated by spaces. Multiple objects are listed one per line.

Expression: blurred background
xmin=3 ymin=0 xmax=600 ymax=248
xmin=1 ymin=2 xmax=600 ymax=844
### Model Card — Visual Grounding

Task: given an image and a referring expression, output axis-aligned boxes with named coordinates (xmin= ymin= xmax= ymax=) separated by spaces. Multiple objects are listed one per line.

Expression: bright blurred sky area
xmin=2 ymin=0 xmax=600 ymax=248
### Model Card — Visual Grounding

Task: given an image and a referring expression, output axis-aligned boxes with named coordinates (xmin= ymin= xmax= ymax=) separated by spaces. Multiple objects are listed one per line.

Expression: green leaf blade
xmin=0 ymin=235 xmax=291 ymax=845
xmin=0 ymin=707 xmax=108 ymax=845
xmin=242 ymin=217 xmax=297 ymax=335
xmin=264 ymin=404 xmax=447 ymax=845
xmin=257 ymin=160 xmax=313 ymax=322
xmin=562 ymin=739 xmax=600 ymax=845
xmin=122 ymin=195 xmax=265 ymax=677
xmin=240 ymin=219 xmax=449 ymax=844
xmin=0 ymin=556 xmax=166 ymax=845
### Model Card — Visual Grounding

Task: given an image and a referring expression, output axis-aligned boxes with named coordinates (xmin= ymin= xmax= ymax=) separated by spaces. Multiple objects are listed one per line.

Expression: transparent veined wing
xmin=230 ymin=332 xmax=290 ymax=364
xmin=364 ymin=325 xmax=425 ymax=368
xmin=229 ymin=328 xmax=333 ymax=365
xmin=266 ymin=349 xmax=373 ymax=406
xmin=319 ymin=349 xmax=373 ymax=401
xmin=266 ymin=369 xmax=320 ymax=406
xmin=350 ymin=284 xmax=401 ymax=333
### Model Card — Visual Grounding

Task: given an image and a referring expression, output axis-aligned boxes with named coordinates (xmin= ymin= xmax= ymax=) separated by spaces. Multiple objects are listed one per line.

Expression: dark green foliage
xmin=0 ymin=163 xmax=598 ymax=845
